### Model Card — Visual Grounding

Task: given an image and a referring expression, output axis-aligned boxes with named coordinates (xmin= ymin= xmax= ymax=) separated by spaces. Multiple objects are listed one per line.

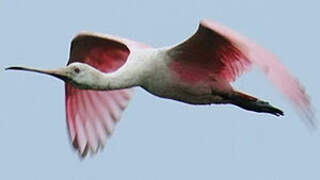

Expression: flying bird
xmin=6 ymin=19 xmax=315 ymax=157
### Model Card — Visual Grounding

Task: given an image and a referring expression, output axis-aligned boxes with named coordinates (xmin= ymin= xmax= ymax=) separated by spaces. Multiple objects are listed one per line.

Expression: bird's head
xmin=6 ymin=62 xmax=101 ymax=89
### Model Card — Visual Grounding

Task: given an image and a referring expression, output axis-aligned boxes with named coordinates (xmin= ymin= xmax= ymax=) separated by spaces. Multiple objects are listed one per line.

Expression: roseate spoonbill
xmin=6 ymin=19 xmax=315 ymax=157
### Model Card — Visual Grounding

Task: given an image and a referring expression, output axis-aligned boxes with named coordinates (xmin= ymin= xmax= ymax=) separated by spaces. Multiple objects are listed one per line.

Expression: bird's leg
xmin=219 ymin=91 xmax=284 ymax=116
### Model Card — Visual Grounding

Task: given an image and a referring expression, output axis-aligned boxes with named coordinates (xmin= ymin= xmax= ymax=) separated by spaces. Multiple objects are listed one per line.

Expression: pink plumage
xmin=168 ymin=21 xmax=251 ymax=83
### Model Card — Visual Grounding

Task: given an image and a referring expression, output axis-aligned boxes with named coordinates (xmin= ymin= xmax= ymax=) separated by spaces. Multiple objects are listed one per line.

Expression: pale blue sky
xmin=1 ymin=0 xmax=319 ymax=179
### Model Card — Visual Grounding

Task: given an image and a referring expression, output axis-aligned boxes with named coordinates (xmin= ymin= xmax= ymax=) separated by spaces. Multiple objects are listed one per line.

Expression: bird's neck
xmin=87 ymin=69 xmax=139 ymax=91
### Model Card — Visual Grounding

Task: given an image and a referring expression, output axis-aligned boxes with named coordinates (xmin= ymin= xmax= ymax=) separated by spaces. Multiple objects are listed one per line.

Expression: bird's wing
xmin=168 ymin=19 xmax=315 ymax=127
xmin=66 ymin=32 xmax=148 ymax=156
xmin=167 ymin=20 xmax=251 ymax=83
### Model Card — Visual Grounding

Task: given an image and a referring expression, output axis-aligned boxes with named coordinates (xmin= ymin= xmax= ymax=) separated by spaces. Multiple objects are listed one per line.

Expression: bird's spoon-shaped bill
xmin=5 ymin=66 xmax=70 ymax=81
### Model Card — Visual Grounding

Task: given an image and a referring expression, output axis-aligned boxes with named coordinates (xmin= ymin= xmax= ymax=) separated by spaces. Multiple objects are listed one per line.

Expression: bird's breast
xmin=134 ymin=48 xmax=231 ymax=104
xmin=140 ymin=60 xmax=212 ymax=104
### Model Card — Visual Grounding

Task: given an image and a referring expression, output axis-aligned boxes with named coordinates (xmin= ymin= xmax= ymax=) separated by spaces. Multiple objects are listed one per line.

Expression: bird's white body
xmin=96 ymin=47 xmax=229 ymax=105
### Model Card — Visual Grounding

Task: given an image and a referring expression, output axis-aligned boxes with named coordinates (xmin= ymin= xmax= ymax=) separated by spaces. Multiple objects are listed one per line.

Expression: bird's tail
xmin=227 ymin=91 xmax=284 ymax=116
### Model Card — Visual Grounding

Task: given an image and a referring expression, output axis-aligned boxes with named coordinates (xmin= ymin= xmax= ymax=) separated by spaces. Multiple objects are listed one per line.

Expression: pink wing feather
xmin=66 ymin=32 xmax=146 ymax=156
xmin=169 ymin=19 xmax=315 ymax=127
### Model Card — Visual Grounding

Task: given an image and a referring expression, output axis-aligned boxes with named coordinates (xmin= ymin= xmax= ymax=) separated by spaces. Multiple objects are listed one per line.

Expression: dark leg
xmin=224 ymin=91 xmax=284 ymax=116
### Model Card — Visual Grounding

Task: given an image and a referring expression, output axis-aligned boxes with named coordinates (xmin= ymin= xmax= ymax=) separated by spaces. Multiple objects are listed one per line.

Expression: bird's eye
xmin=74 ymin=67 xmax=80 ymax=73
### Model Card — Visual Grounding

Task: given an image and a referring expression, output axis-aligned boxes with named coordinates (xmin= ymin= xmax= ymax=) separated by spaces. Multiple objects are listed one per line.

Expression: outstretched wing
xmin=66 ymin=32 xmax=147 ymax=156
xmin=168 ymin=19 xmax=315 ymax=127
